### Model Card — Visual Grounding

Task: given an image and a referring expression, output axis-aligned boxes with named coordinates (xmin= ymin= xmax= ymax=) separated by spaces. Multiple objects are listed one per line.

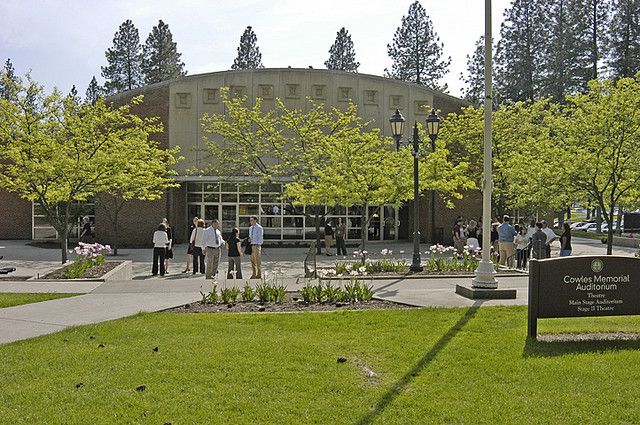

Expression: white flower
xmin=362 ymin=250 xmax=368 ymax=255
xmin=399 ymin=250 xmax=405 ymax=254
xmin=358 ymin=266 xmax=367 ymax=273
xmin=381 ymin=248 xmax=388 ymax=255
xmin=350 ymin=270 xmax=358 ymax=276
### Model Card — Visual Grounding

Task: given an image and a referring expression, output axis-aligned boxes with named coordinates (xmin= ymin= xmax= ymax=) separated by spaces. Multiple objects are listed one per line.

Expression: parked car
xmin=569 ymin=222 xmax=585 ymax=229
xmin=575 ymin=222 xmax=596 ymax=231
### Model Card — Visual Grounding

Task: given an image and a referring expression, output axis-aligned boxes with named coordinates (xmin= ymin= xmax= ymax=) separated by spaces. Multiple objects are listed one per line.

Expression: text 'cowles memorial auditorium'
xmin=0 ymin=68 xmax=479 ymax=246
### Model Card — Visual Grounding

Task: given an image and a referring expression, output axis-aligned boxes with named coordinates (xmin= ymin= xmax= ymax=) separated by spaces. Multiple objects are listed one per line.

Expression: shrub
xmin=199 ymin=284 xmax=218 ymax=305
xmin=322 ymin=282 xmax=341 ymax=303
xmin=300 ymin=284 xmax=315 ymax=303
xmin=270 ymin=284 xmax=287 ymax=304
xmin=256 ymin=282 xmax=271 ymax=304
xmin=64 ymin=242 xmax=112 ymax=279
xmin=221 ymin=286 xmax=241 ymax=304
xmin=241 ymin=283 xmax=256 ymax=302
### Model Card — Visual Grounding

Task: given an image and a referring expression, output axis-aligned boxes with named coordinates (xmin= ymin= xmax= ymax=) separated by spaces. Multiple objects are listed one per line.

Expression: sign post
xmin=528 ymin=256 xmax=640 ymax=339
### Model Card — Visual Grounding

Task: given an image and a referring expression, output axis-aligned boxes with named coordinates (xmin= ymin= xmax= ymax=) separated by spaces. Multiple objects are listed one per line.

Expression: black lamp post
xmin=426 ymin=109 xmax=441 ymax=243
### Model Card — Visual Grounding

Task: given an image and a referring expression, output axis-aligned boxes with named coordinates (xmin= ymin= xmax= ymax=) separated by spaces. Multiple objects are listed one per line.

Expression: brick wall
xmin=0 ymin=188 xmax=31 ymax=239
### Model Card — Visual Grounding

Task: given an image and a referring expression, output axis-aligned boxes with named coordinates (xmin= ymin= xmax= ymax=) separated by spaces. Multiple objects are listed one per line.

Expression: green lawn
xmin=1 ymin=307 xmax=640 ymax=424
xmin=0 ymin=292 xmax=79 ymax=308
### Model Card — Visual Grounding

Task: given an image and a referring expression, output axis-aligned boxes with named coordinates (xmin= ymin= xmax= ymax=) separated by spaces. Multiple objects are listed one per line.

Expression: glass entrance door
xmin=221 ymin=204 xmax=237 ymax=235
xmin=383 ymin=206 xmax=397 ymax=240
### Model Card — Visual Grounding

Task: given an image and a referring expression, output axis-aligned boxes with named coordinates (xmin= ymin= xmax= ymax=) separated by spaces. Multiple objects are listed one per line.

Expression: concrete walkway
xmin=0 ymin=236 xmax=633 ymax=345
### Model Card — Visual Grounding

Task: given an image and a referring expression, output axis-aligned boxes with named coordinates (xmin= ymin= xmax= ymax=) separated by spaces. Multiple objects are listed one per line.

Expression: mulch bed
xmin=167 ymin=292 xmax=414 ymax=314
xmin=537 ymin=332 xmax=640 ymax=342
xmin=40 ymin=261 xmax=122 ymax=280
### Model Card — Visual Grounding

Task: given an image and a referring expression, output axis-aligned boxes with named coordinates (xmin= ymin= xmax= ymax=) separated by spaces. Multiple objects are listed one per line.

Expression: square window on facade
xmin=286 ymin=84 xmax=300 ymax=99
xmin=203 ymin=88 xmax=218 ymax=104
xmin=390 ymin=95 xmax=403 ymax=109
xmin=364 ymin=90 xmax=378 ymax=104
xmin=230 ymin=86 xmax=246 ymax=98
xmin=176 ymin=93 xmax=192 ymax=108
xmin=312 ymin=85 xmax=326 ymax=99
xmin=338 ymin=87 xmax=352 ymax=101
xmin=258 ymin=84 xmax=273 ymax=99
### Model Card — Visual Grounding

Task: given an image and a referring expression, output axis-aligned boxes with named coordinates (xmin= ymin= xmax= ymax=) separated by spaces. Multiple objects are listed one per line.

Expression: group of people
xmin=452 ymin=215 xmax=573 ymax=270
xmin=152 ymin=215 xmax=264 ymax=280
xmin=323 ymin=218 xmax=347 ymax=256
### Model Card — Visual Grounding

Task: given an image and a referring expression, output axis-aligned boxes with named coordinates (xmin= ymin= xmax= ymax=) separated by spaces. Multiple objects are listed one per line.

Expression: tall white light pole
xmin=472 ymin=0 xmax=498 ymax=288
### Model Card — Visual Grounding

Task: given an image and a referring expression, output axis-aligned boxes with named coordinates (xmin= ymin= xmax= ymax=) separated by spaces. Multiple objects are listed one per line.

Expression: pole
xmin=410 ymin=123 xmax=423 ymax=272
xmin=430 ymin=137 xmax=436 ymax=243
xmin=472 ymin=0 xmax=498 ymax=288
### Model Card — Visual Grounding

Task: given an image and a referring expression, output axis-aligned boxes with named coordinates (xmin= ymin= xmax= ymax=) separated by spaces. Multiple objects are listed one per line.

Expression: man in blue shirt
xmin=248 ymin=215 xmax=264 ymax=279
xmin=497 ymin=215 xmax=518 ymax=267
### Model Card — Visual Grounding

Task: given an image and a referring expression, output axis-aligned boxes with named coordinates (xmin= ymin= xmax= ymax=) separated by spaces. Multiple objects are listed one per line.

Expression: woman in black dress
xmin=80 ymin=216 xmax=93 ymax=243
xmin=225 ymin=227 xmax=243 ymax=280
xmin=162 ymin=218 xmax=173 ymax=274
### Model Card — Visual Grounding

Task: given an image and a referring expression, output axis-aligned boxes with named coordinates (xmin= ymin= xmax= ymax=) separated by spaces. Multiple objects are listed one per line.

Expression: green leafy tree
xmin=556 ymin=75 xmax=640 ymax=254
xmin=325 ymin=27 xmax=359 ymax=72
xmin=85 ymin=76 xmax=102 ymax=105
xmin=95 ymin=144 xmax=180 ymax=255
xmin=0 ymin=77 xmax=176 ymax=262
xmin=202 ymin=88 xmax=472 ymax=251
xmin=142 ymin=20 xmax=187 ymax=84
xmin=607 ymin=0 xmax=640 ymax=78
xmin=495 ymin=0 xmax=547 ymax=102
xmin=231 ymin=26 xmax=264 ymax=70
xmin=0 ymin=58 xmax=19 ymax=102
xmin=385 ymin=1 xmax=451 ymax=90
xmin=101 ymin=20 xmax=144 ymax=94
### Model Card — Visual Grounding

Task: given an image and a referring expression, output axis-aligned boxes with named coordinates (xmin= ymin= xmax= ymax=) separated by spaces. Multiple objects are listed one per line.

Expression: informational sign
xmin=527 ymin=256 xmax=640 ymax=338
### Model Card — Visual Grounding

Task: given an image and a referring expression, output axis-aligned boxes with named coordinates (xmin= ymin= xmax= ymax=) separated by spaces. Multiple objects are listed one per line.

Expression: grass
xmin=1 ymin=307 xmax=640 ymax=424
xmin=0 ymin=292 xmax=79 ymax=308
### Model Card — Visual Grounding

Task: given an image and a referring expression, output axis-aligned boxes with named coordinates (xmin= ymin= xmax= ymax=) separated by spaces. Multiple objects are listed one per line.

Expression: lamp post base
xmin=410 ymin=264 xmax=424 ymax=273
xmin=472 ymin=259 xmax=498 ymax=288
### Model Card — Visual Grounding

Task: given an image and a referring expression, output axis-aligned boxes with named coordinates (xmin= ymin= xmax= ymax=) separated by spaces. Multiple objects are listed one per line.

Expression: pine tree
xmin=67 ymin=85 xmax=80 ymax=104
xmin=85 ymin=76 xmax=102 ymax=105
xmin=231 ymin=26 xmax=264 ymax=70
xmin=579 ymin=0 xmax=611 ymax=80
xmin=540 ymin=0 xmax=593 ymax=101
xmin=461 ymin=36 xmax=487 ymax=105
xmin=101 ymin=20 xmax=143 ymax=94
xmin=325 ymin=27 xmax=359 ymax=72
xmin=495 ymin=0 xmax=547 ymax=102
xmin=0 ymin=58 xmax=19 ymax=102
xmin=607 ymin=0 xmax=640 ymax=78
xmin=142 ymin=20 xmax=187 ymax=84
xmin=385 ymin=1 xmax=450 ymax=90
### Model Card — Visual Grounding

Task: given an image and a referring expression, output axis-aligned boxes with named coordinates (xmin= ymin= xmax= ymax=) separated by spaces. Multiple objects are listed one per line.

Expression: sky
xmin=0 ymin=0 xmax=512 ymax=99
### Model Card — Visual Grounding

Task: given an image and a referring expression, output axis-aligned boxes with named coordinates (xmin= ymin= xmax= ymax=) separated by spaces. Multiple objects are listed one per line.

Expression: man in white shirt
xmin=248 ymin=215 xmax=264 ymax=279
xmin=203 ymin=219 xmax=224 ymax=279
xmin=541 ymin=220 xmax=558 ymax=258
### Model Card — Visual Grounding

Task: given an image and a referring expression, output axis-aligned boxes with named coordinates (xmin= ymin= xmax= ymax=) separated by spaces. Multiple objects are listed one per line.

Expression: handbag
xmin=242 ymin=238 xmax=252 ymax=255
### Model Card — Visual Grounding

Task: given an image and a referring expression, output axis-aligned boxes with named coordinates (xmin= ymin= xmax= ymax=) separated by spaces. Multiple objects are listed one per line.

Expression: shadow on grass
xmin=523 ymin=335 xmax=640 ymax=358
xmin=357 ymin=301 xmax=483 ymax=425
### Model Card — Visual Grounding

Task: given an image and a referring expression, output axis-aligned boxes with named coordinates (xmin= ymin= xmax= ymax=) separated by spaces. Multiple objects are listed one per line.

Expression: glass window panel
xmin=239 ymin=204 xmax=259 ymax=215
xmin=330 ymin=206 xmax=346 ymax=215
xmin=221 ymin=183 xmax=237 ymax=193
xmin=348 ymin=228 xmax=362 ymax=240
xmin=260 ymin=217 xmax=281 ymax=228
xmin=188 ymin=204 xmax=201 ymax=221
xmin=349 ymin=205 xmax=363 ymax=216
xmin=261 ymin=193 xmax=281 ymax=203
xmin=203 ymin=193 xmax=219 ymax=202
xmin=282 ymin=228 xmax=303 ymax=239
xmin=283 ymin=204 xmax=304 ymax=215
xmin=261 ymin=204 xmax=282 ymax=215
xmin=222 ymin=194 xmax=237 ymax=203
xmin=204 ymin=205 xmax=219 ymax=222
xmin=305 ymin=205 xmax=326 ymax=216
xmin=239 ymin=193 xmax=259 ymax=203
xmin=187 ymin=183 xmax=202 ymax=193
xmin=34 ymin=227 xmax=57 ymax=239
xmin=305 ymin=229 xmax=321 ymax=240
xmin=203 ymin=183 xmax=219 ymax=192
xmin=238 ymin=183 xmax=260 ymax=192
xmin=33 ymin=204 xmax=47 ymax=216
xmin=221 ymin=205 xmax=236 ymax=221
xmin=283 ymin=217 xmax=304 ymax=228
xmin=188 ymin=193 xmax=202 ymax=203
xmin=238 ymin=216 xmax=254 ymax=229
xmin=34 ymin=216 xmax=51 ymax=227
xmin=261 ymin=183 xmax=282 ymax=193
xmin=263 ymin=228 xmax=282 ymax=240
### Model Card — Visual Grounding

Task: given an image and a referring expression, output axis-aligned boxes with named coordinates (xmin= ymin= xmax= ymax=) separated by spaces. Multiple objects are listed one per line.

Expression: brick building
xmin=0 ymin=69 xmax=481 ymax=246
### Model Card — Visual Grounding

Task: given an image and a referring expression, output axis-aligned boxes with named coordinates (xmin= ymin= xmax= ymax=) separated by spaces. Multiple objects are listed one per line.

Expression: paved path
xmin=0 ymin=236 xmax=633 ymax=345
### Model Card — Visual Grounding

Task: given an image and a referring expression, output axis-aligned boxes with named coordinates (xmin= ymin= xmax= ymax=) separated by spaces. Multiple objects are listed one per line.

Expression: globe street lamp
xmin=390 ymin=108 xmax=441 ymax=272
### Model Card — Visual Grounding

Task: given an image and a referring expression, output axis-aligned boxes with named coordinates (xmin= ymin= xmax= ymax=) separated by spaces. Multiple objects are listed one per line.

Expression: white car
xmin=569 ymin=222 xmax=585 ymax=229
xmin=574 ymin=222 xmax=596 ymax=231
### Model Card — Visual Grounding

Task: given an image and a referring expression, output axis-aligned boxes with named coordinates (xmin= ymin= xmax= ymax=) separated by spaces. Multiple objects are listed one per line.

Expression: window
xmin=203 ymin=88 xmax=218 ymax=104
xmin=312 ymin=85 xmax=326 ymax=99
xmin=338 ymin=87 xmax=353 ymax=101
xmin=286 ymin=84 xmax=300 ymax=98
xmin=364 ymin=90 xmax=378 ymax=105
xmin=176 ymin=93 xmax=191 ymax=108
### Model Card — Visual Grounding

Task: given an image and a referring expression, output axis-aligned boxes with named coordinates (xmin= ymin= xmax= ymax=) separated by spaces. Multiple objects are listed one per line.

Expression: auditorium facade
xmin=0 ymin=68 xmax=480 ymax=246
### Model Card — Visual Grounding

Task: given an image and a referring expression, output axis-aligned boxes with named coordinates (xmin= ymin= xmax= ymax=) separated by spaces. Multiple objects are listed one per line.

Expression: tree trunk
xmin=606 ymin=207 xmax=614 ymax=256
xmin=112 ymin=208 xmax=120 ymax=255
xmin=558 ymin=210 xmax=565 ymax=227
xmin=596 ymin=207 xmax=602 ymax=233
xmin=60 ymin=231 xmax=68 ymax=264
xmin=360 ymin=212 xmax=367 ymax=252
xmin=566 ymin=207 xmax=571 ymax=221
